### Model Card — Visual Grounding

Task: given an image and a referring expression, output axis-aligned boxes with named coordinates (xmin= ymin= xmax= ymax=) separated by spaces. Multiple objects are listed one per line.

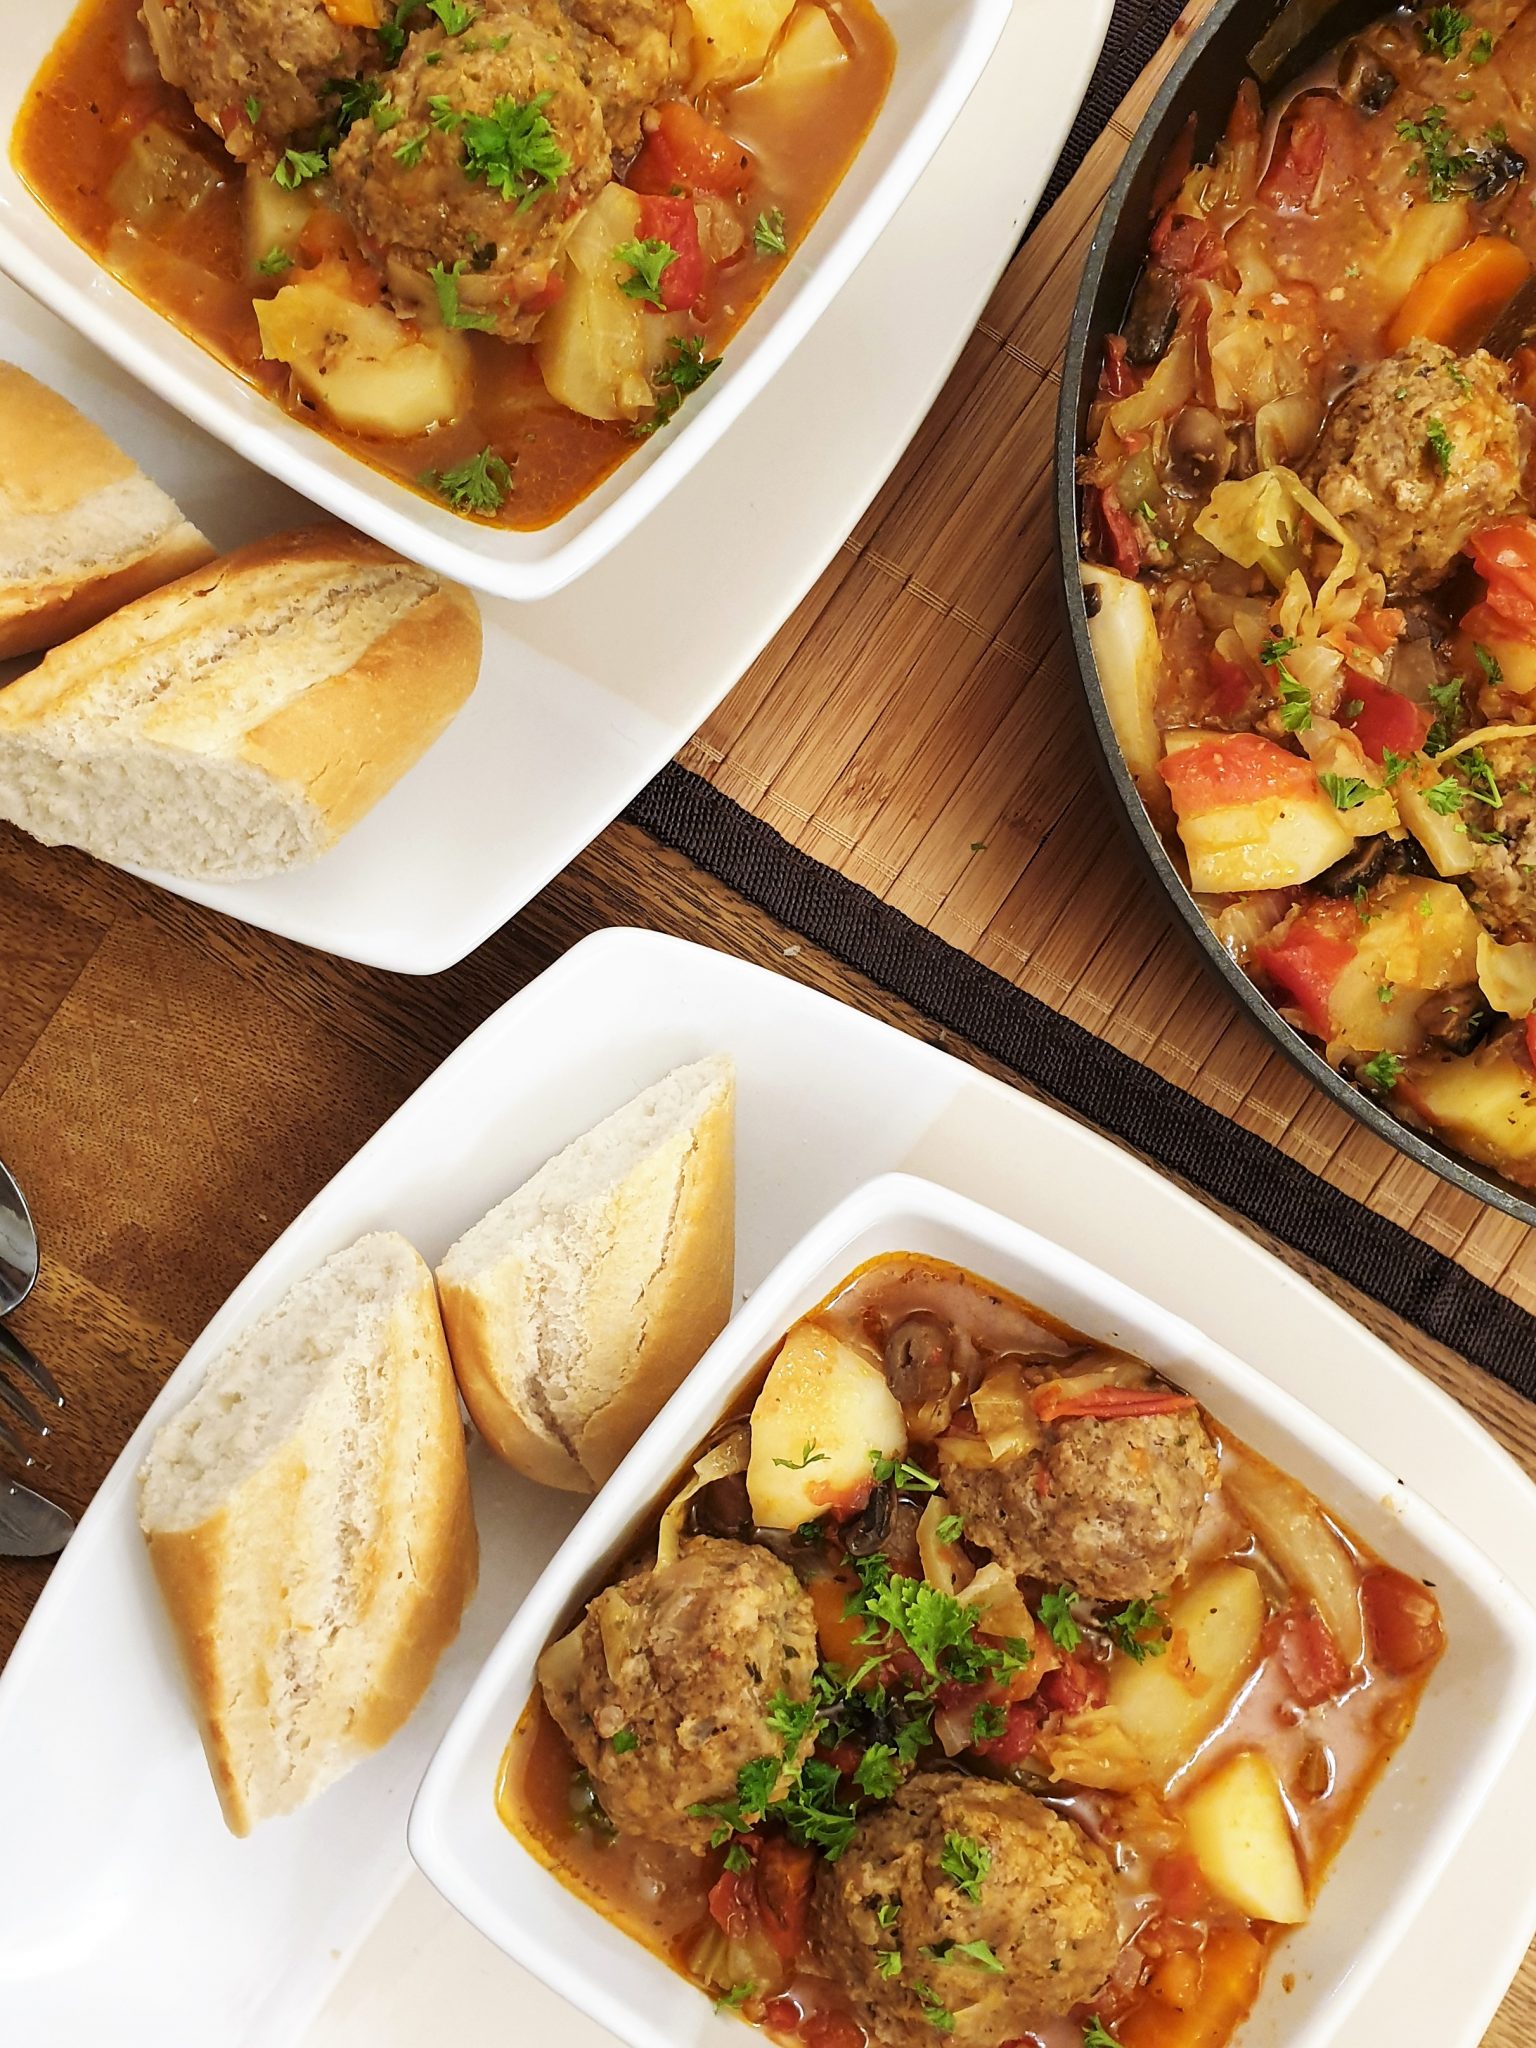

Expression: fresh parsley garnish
xmin=1381 ymin=746 xmax=1413 ymax=785
xmin=1425 ymin=416 xmax=1455 ymax=474
xmin=244 ymin=94 xmax=262 ymax=124
xmin=853 ymin=1744 xmax=903 ymax=1800
xmin=634 ymin=333 xmax=722 ymax=435
xmin=1320 ymin=771 xmax=1373 ymax=811
xmin=1362 ymin=1050 xmax=1405 ymax=1091
xmin=773 ymin=1439 xmax=828 ymax=1471
xmin=912 ymin=1984 xmax=955 ymax=2033
xmin=939 ymin=1834 xmax=990 ymax=1903
xmin=1378 ymin=982 xmax=1396 ymax=1004
xmin=1083 ymin=2021 xmax=1124 ymax=2048
xmin=428 ymin=257 xmax=497 ymax=330
xmin=1424 ymin=776 xmax=1465 ymax=815
xmin=421 ymin=446 xmax=512 ymax=514
xmin=376 ymin=0 xmax=416 ymax=64
xmin=614 ymin=237 xmax=677 ymax=310
xmin=273 ymin=148 xmax=329 ymax=189
xmin=256 ymin=246 xmax=294 ymax=276
xmin=715 ymin=1983 xmax=754 ymax=2014
xmin=459 ymin=91 xmax=571 ymax=209
xmin=766 ymin=1691 xmax=817 ymax=1755
xmin=1463 ymin=744 xmax=1503 ymax=807
xmin=927 ymin=1940 xmax=1004 ymax=1974
xmin=876 ymin=1898 xmax=902 ymax=1928
xmin=753 ymin=207 xmax=788 ymax=256
xmin=427 ymin=0 xmax=477 ymax=29
xmin=1426 ymin=675 xmax=1465 ymax=754
xmin=969 ymin=1702 xmax=1008 ymax=1745
xmin=1261 ymin=633 xmax=1311 ymax=730
xmin=848 ymin=1556 xmax=1029 ymax=1687
xmin=1421 ymin=5 xmax=1471 ymax=60
xmin=610 ymin=1727 xmax=637 ymax=1754
xmin=1475 ymin=642 xmax=1504 ymax=687
xmin=773 ymin=1757 xmax=859 ymax=1859
xmin=1471 ymin=27 xmax=1494 ymax=62
xmin=690 ymin=1754 xmax=783 ymax=1845
xmin=876 ymin=1949 xmax=903 ymax=1980
xmin=1396 ymin=105 xmax=1466 ymax=201
xmin=723 ymin=1840 xmax=752 ymax=1872
xmin=393 ymin=129 xmax=428 ymax=166
xmin=326 ymin=73 xmax=391 ymax=136
xmin=869 ymin=1450 xmax=941 ymax=1494
xmin=1038 ymin=1584 xmax=1082 ymax=1653
xmin=1104 ymin=1598 xmax=1171 ymax=1663
xmin=936 ymin=1513 xmax=965 ymax=1543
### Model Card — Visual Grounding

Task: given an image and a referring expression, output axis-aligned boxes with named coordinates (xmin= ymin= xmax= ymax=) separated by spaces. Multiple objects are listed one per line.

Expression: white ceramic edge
xmin=0 ymin=0 xmax=1008 ymax=603
xmin=407 ymin=1162 xmax=1536 ymax=2048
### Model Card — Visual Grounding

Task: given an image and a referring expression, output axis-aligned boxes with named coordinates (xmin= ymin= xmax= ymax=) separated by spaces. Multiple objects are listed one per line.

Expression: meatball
xmin=1304 ymin=340 xmax=1523 ymax=594
xmin=1466 ymin=735 xmax=1536 ymax=941
xmin=938 ymin=1404 xmax=1218 ymax=1602
xmin=140 ymin=0 xmax=378 ymax=165
xmin=539 ymin=1535 xmax=817 ymax=1850
xmin=560 ymin=0 xmax=689 ymax=153
xmin=812 ymin=1775 xmax=1120 ymax=2047
xmin=329 ymin=5 xmax=613 ymax=340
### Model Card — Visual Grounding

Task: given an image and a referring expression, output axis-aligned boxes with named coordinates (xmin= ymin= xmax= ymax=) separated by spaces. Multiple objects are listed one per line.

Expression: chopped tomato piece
xmin=1036 ymin=1652 xmax=1109 ymax=1716
xmin=799 ymin=2016 xmax=865 ymax=2048
xmin=708 ymin=1860 xmax=756 ymax=1941
xmin=1257 ymin=909 xmax=1359 ymax=1039
xmin=630 ymin=101 xmax=753 ymax=197
xmin=1156 ymin=731 xmax=1321 ymax=812
xmin=1098 ymin=485 xmax=1142 ymax=578
xmin=1344 ymin=675 xmax=1431 ymax=763
xmin=1259 ymin=105 xmax=1328 ymax=211
xmin=972 ymin=1699 xmax=1043 ymax=1768
xmin=1034 ymin=1384 xmax=1200 ymax=1425
xmin=1152 ymin=1850 xmax=1210 ymax=1922
xmin=1466 ymin=519 xmax=1536 ymax=643
xmin=1267 ymin=1604 xmax=1351 ymax=1705
xmin=1101 ymin=333 xmax=1141 ymax=401
xmin=1149 ymin=210 xmax=1222 ymax=277
xmin=1207 ymin=652 xmax=1255 ymax=721
xmin=755 ymin=1837 xmax=816 ymax=1964
xmin=1354 ymin=605 xmax=1405 ymax=654
xmin=1361 ymin=1568 xmax=1444 ymax=1675
xmin=636 ymin=192 xmax=706 ymax=312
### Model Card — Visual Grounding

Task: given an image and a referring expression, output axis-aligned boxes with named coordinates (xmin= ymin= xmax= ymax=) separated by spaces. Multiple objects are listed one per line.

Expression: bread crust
xmin=437 ymin=1279 xmax=591 ymax=1493
xmin=0 ymin=362 xmax=215 ymax=658
xmin=142 ymin=1239 xmax=478 ymax=1834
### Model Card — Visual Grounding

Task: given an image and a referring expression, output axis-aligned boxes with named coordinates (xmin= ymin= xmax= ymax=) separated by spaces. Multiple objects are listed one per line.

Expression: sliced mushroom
xmin=1338 ymin=40 xmax=1397 ymax=114
xmin=1313 ymin=835 xmax=1400 ymax=898
xmin=1166 ymin=406 xmax=1233 ymax=499
xmin=1417 ymin=984 xmax=1493 ymax=1055
xmin=689 ymin=1470 xmax=754 ymax=1541
xmin=842 ymin=1479 xmax=895 ymax=1558
xmin=883 ymin=1312 xmax=954 ymax=1406
xmin=1123 ymin=263 xmax=1181 ymax=367
xmin=1464 ymin=140 xmax=1527 ymax=202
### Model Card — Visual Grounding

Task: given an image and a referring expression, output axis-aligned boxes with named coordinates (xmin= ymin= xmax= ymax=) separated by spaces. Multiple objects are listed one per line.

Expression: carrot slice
xmin=1033 ymin=1386 xmax=1200 ymax=1424
xmin=1385 ymin=233 xmax=1532 ymax=352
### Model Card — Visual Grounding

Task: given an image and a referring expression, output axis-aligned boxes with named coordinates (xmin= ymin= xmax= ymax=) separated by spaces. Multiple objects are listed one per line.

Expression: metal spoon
xmin=0 ymin=1158 xmax=38 ymax=1316
xmin=0 ymin=1475 xmax=73 ymax=1557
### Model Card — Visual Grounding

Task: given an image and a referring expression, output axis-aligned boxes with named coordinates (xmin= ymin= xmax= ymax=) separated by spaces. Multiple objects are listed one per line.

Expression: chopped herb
xmin=1343 ymin=696 xmax=1365 ymax=719
xmin=1396 ymin=105 xmax=1467 ymax=201
xmin=1083 ymin=2022 xmax=1124 ymax=2048
xmin=723 ymin=1840 xmax=753 ymax=1873
xmin=936 ymin=1513 xmax=965 ymax=1543
xmin=1424 ymin=777 xmax=1466 ymax=815
xmin=1362 ymin=1050 xmax=1405 ymax=1091
xmin=244 ymin=94 xmax=262 ymax=123
xmin=420 ymin=445 xmax=512 ymax=514
xmin=568 ymin=1767 xmax=616 ymax=1837
xmin=796 ymin=1519 xmax=824 ymax=1544
xmin=773 ymin=1439 xmax=829 ymax=1471
xmin=716 ymin=1983 xmax=754 ymax=2014
xmin=1262 ymin=632 xmax=1312 ymax=731
xmin=1426 ymin=675 xmax=1464 ymax=754
xmin=689 ymin=1754 xmax=783 ymax=1845
xmin=256 ymin=246 xmax=294 ymax=276
xmin=772 ymin=1757 xmax=859 ymax=1860
xmin=1475 ymin=642 xmax=1504 ymax=687
xmin=1425 ymin=416 xmax=1455 ymax=474
xmin=459 ymin=90 xmax=571 ymax=209
xmin=876 ymin=1950 xmax=903 ymax=1980
xmin=273 ymin=147 xmax=329 ymax=189
xmin=1471 ymin=28 xmax=1495 ymax=62
xmin=869 ymin=1449 xmax=942 ymax=1494
xmin=1381 ymin=746 xmax=1413 ymax=785
xmin=1038 ymin=1584 xmax=1082 ymax=1654
xmin=428 ymin=258 xmax=498 ymax=330
xmin=1319 ymin=771 xmax=1374 ymax=811
xmin=426 ymin=0 xmax=477 ymax=29
xmin=853 ymin=1745 xmax=903 ymax=1801
xmin=1463 ymin=744 xmax=1503 ymax=807
xmin=927 ymin=1940 xmax=1004 ymax=1974
xmin=1378 ymin=982 xmax=1397 ymax=1005
xmin=939 ymin=1834 xmax=991 ymax=1904
xmin=1104 ymin=1597 xmax=1171 ymax=1663
xmin=428 ymin=92 xmax=462 ymax=131
xmin=610 ymin=1727 xmax=637 ymax=1754
xmin=326 ymin=73 xmax=391 ymax=135
xmin=849 ymin=1556 xmax=1015 ymax=1682
xmin=614 ymin=236 xmax=678 ymax=309
xmin=969 ymin=839 xmax=987 ymax=853
xmin=767 ymin=1692 xmax=818 ymax=1756
xmin=969 ymin=1702 xmax=1008 ymax=1745
xmin=876 ymin=1899 xmax=902 ymax=1929
xmin=394 ymin=129 xmax=428 ymax=165
xmin=635 ymin=333 xmax=722 ymax=434
xmin=1448 ymin=361 xmax=1473 ymax=393
xmin=376 ymin=0 xmax=416 ymax=63
xmin=1421 ymin=5 xmax=1471 ymax=60
xmin=912 ymin=1985 xmax=955 ymax=2034
xmin=753 ymin=206 xmax=788 ymax=256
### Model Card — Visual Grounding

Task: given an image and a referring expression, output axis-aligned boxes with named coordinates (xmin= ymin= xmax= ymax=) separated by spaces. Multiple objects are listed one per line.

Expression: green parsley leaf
xmin=326 ymin=73 xmax=391 ymax=136
xmin=848 ymin=1556 xmax=1028 ymax=1687
xmin=1342 ymin=696 xmax=1365 ymax=718
xmin=895 ymin=1708 xmax=935 ymax=1766
xmin=936 ymin=1513 xmax=965 ymax=1543
xmin=634 ymin=333 xmax=722 ymax=435
xmin=1426 ymin=675 xmax=1465 ymax=754
xmin=767 ymin=1691 xmax=818 ymax=1756
xmin=876 ymin=1898 xmax=902 ymax=1928
xmin=256 ymin=246 xmax=294 ymax=276
xmin=427 ymin=0 xmax=477 ymax=30
xmin=753 ymin=206 xmax=788 ymax=256
xmin=689 ymin=1754 xmax=782 ymax=1844
xmin=1463 ymin=744 xmax=1503 ymax=807
xmin=273 ymin=148 xmax=329 ymax=190
xmin=715 ymin=1983 xmax=754 ymax=2014
xmin=723 ymin=1840 xmax=752 ymax=1873
xmin=876 ymin=1950 xmax=903 ymax=1980
xmin=420 ymin=446 xmax=512 ymax=515
xmin=376 ymin=0 xmax=416 ymax=64
xmin=244 ymin=94 xmax=262 ymax=123
xmin=772 ymin=1757 xmax=859 ymax=1860
xmin=927 ymin=1939 xmax=1004 ymax=1974
xmin=610 ymin=1727 xmax=637 ymax=1754
xmin=912 ymin=1984 xmax=955 ymax=2033
xmin=1396 ymin=105 xmax=1469 ymax=201
xmin=394 ymin=128 xmax=428 ymax=165
xmin=969 ymin=1702 xmax=1008 ymax=1745
xmin=1421 ymin=6 xmax=1471 ymax=60
xmin=853 ymin=1744 xmax=903 ymax=1801
xmin=428 ymin=92 xmax=462 ymax=132
xmin=795 ymin=1519 xmax=824 ymax=1544
xmin=460 ymin=91 xmax=571 ymax=209
xmin=428 ymin=257 xmax=498 ymax=331
xmin=1424 ymin=776 xmax=1465 ymax=815
xmin=1378 ymin=982 xmax=1396 ymax=1005
xmin=1362 ymin=1050 xmax=1405 ymax=1091
xmin=1083 ymin=2021 xmax=1124 ymax=2048
xmin=869 ymin=1449 xmax=941 ymax=1494
xmin=1319 ymin=771 xmax=1374 ymax=811
xmin=1381 ymin=746 xmax=1413 ymax=785
xmin=1038 ymin=1584 xmax=1082 ymax=1654
xmin=1104 ymin=1597 xmax=1171 ymax=1663
xmin=614 ymin=236 xmax=678 ymax=310
xmin=1471 ymin=28 xmax=1494 ymax=62
xmin=1475 ymin=642 xmax=1504 ymax=687
xmin=1425 ymin=416 xmax=1455 ymax=474
xmin=773 ymin=1439 xmax=829 ymax=1471
xmin=939 ymin=1834 xmax=991 ymax=1903
xmin=1261 ymin=634 xmax=1312 ymax=730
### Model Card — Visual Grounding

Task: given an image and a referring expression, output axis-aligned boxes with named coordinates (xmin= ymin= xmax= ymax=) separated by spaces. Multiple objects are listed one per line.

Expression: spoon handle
xmin=0 ymin=1322 xmax=62 ymax=1406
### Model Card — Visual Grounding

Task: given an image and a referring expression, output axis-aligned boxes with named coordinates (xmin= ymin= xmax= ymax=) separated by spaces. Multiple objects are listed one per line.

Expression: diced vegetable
xmin=1478 ymin=932 xmax=1536 ymax=1016
xmin=1033 ymin=1707 xmax=1152 ymax=1791
xmin=630 ymin=101 xmax=754 ymax=198
xmin=1376 ymin=198 xmax=1472 ymax=311
xmin=1222 ymin=1457 xmax=1363 ymax=1666
xmin=1181 ymin=1751 xmax=1308 ymax=1925
xmin=106 ymin=120 xmax=224 ymax=225
xmin=1360 ymin=1567 xmax=1445 ymax=1674
xmin=1395 ymin=758 xmax=1478 ymax=877
xmin=1082 ymin=564 xmax=1163 ymax=796
xmin=1321 ymin=879 xmax=1481 ymax=1053
xmin=323 ymin=0 xmax=384 ymax=22
xmin=1385 ymin=233 xmax=1531 ymax=352
xmin=1465 ymin=520 xmax=1536 ymax=644
xmin=1258 ymin=910 xmax=1358 ymax=1039
xmin=968 ymin=1361 xmax=1043 ymax=1461
xmin=1267 ymin=1606 xmax=1350 ymax=1706
xmin=954 ymin=1561 xmax=1035 ymax=1639
xmin=746 ymin=1319 xmax=905 ymax=1529
xmin=536 ymin=186 xmax=669 ymax=422
xmin=1398 ymin=1032 xmax=1536 ymax=1181
xmin=1459 ymin=625 xmax=1536 ymax=697
xmin=1295 ymin=722 xmax=1398 ymax=836
xmin=1116 ymin=1927 xmax=1267 ymax=2048
xmin=1109 ymin=1563 xmax=1266 ymax=1783
xmin=1345 ymin=676 xmax=1431 ymax=762
xmin=1033 ymin=1384 xmax=1197 ymax=1424
xmin=254 ymin=275 xmax=469 ymax=436
xmin=1194 ymin=468 xmax=1357 ymax=595
xmin=245 ymin=162 xmax=317 ymax=275
xmin=751 ymin=0 xmax=848 ymax=97
xmin=1159 ymin=732 xmax=1355 ymax=893
xmin=686 ymin=0 xmax=797 ymax=89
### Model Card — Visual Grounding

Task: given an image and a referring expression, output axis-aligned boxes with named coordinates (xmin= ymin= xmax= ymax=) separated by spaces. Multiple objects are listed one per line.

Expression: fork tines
xmin=0 ymin=1324 xmax=63 ymax=1467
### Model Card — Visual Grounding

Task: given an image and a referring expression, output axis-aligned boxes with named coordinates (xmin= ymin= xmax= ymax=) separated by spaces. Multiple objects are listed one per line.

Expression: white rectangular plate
xmin=0 ymin=0 xmax=1110 ymax=969
xmin=1 ymin=928 xmax=1534 ymax=2048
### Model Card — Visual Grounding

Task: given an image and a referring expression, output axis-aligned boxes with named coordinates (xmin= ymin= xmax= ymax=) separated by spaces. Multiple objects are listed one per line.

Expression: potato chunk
xmin=254 ymin=276 xmax=469 ymax=437
xmin=688 ymin=0 xmax=798 ymax=88
xmin=1108 ymin=1563 xmax=1265 ymax=1784
xmin=747 ymin=1320 xmax=905 ymax=1529
xmin=1182 ymin=1750 xmax=1308 ymax=1924
xmin=536 ymin=186 xmax=669 ymax=423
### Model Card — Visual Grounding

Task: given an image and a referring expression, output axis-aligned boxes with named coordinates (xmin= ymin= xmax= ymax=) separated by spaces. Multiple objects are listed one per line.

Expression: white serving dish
xmin=4 ymin=929 xmax=1536 ymax=2048
xmin=409 ymin=1170 xmax=1536 ymax=2048
xmin=0 ymin=0 xmax=1106 ymax=970
xmin=0 ymin=0 xmax=1007 ymax=601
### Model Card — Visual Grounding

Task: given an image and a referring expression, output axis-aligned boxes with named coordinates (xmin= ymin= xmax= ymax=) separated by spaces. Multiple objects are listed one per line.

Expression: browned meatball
xmin=560 ymin=0 xmax=689 ymax=152
xmin=1465 ymin=735 xmax=1536 ymax=941
xmin=812 ymin=1775 xmax=1121 ymax=2047
xmin=329 ymin=5 xmax=613 ymax=340
xmin=539 ymin=1536 xmax=818 ymax=1851
xmin=140 ymin=0 xmax=378 ymax=164
xmin=939 ymin=1404 xmax=1218 ymax=1602
xmin=1304 ymin=339 xmax=1523 ymax=594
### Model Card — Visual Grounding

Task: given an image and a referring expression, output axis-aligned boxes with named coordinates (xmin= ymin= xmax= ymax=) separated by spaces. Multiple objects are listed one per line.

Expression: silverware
xmin=0 ymin=1159 xmax=62 ymax=1467
xmin=0 ymin=1474 xmax=73 ymax=1557
xmin=1483 ymin=275 xmax=1536 ymax=357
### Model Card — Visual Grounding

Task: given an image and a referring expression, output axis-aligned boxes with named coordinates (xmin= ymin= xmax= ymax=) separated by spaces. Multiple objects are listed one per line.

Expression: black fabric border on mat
xmin=626 ymin=763 xmax=1536 ymax=1400
xmin=1026 ymin=0 xmax=1190 ymax=234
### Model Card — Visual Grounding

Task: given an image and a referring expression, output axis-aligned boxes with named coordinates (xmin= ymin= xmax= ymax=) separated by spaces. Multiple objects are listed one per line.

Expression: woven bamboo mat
xmin=671 ymin=0 xmax=1536 ymax=1320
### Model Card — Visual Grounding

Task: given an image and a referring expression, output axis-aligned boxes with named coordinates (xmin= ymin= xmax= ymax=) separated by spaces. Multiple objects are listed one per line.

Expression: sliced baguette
xmin=139 ymin=1231 xmax=478 ymax=1836
xmin=0 ymin=362 xmax=214 ymax=658
xmin=438 ymin=1056 xmax=736 ymax=1492
xmin=0 ymin=524 xmax=481 ymax=879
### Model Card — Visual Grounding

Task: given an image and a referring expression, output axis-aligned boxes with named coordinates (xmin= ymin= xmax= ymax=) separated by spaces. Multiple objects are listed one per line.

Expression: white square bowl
xmin=409 ymin=1170 xmax=1536 ymax=2048
xmin=0 ymin=0 xmax=1007 ymax=601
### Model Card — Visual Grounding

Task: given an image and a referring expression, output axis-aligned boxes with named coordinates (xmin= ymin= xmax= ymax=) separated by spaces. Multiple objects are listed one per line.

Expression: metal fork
xmin=0 ymin=1325 xmax=62 ymax=1469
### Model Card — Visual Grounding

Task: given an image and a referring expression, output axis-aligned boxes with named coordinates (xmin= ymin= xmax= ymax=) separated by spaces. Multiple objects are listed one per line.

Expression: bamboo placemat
xmin=633 ymin=0 xmax=1536 ymax=1369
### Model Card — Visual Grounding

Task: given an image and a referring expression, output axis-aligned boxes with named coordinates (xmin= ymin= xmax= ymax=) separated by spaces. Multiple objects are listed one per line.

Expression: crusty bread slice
xmin=139 ymin=1231 xmax=478 ymax=1836
xmin=0 ymin=525 xmax=481 ymax=880
xmin=437 ymin=1056 xmax=736 ymax=1493
xmin=0 ymin=362 xmax=214 ymax=658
